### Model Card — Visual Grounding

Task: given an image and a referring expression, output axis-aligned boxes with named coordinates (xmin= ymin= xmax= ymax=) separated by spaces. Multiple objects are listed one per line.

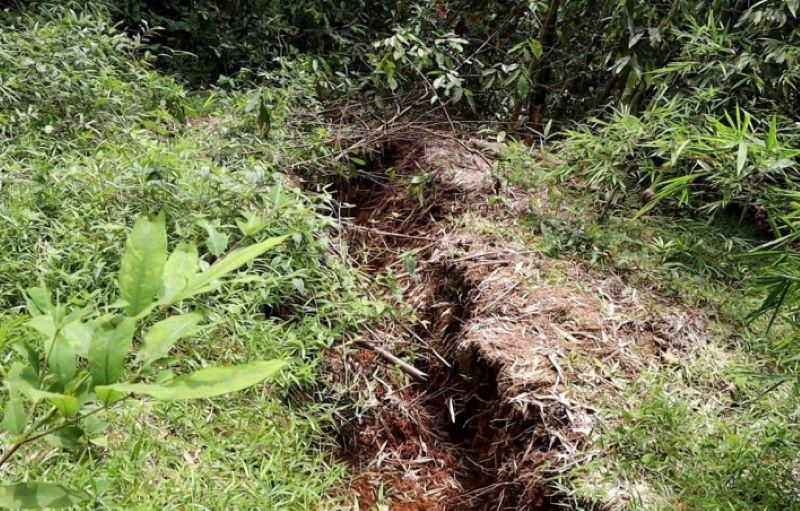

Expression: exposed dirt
xmin=325 ymin=135 xmax=709 ymax=510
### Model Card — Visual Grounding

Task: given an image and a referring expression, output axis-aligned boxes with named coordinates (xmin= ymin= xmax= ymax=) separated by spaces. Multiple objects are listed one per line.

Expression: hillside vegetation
xmin=0 ymin=1 xmax=799 ymax=510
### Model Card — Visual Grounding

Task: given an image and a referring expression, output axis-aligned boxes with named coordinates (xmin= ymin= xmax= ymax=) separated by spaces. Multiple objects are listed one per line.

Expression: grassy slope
xmin=497 ymin=142 xmax=800 ymax=510
xmin=0 ymin=4 xmax=373 ymax=509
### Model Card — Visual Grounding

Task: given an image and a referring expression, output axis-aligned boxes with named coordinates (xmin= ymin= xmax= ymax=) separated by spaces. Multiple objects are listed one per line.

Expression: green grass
xmin=497 ymin=145 xmax=766 ymax=317
xmin=494 ymin=141 xmax=800 ymax=510
xmin=567 ymin=361 xmax=800 ymax=510
xmin=0 ymin=3 xmax=375 ymax=508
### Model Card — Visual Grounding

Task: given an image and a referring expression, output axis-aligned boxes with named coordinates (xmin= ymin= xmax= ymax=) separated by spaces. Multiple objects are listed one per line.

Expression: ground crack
xmin=327 ymin=139 xmax=562 ymax=510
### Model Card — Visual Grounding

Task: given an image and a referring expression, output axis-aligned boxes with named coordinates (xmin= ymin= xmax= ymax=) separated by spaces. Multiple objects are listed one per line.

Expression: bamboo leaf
xmin=0 ymin=482 xmax=88 ymax=509
xmin=174 ymin=235 xmax=288 ymax=303
xmin=736 ymin=141 xmax=748 ymax=174
xmin=257 ymin=95 xmax=271 ymax=138
xmin=119 ymin=213 xmax=167 ymax=317
xmin=635 ymin=173 xmax=708 ymax=218
xmin=98 ymin=360 xmax=286 ymax=401
xmin=136 ymin=313 xmax=203 ymax=368
xmin=767 ymin=115 xmax=778 ymax=151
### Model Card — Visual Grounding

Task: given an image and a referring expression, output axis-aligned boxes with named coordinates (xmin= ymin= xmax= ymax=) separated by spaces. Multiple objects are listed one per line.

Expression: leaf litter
xmin=321 ymin=133 xmax=712 ymax=510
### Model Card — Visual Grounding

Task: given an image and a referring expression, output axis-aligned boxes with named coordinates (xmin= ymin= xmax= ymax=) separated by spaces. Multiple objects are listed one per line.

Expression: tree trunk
xmin=620 ymin=0 xmax=684 ymax=112
xmin=527 ymin=0 xmax=563 ymax=135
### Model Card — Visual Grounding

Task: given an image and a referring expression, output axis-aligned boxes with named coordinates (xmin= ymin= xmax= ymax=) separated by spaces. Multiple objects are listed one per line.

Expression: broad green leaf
xmin=174 ymin=235 xmax=288 ymax=303
xmin=61 ymin=321 xmax=93 ymax=358
xmin=94 ymin=387 xmax=125 ymax=405
xmin=530 ymin=39 xmax=544 ymax=59
xmin=403 ymin=253 xmax=418 ymax=284
xmin=23 ymin=391 xmax=77 ymax=417
xmin=25 ymin=287 xmax=52 ymax=316
xmin=49 ymin=337 xmax=77 ymax=388
xmin=0 ymin=482 xmax=88 ymax=509
xmin=62 ymin=307 xmax=89 ymax=326
xmin=5 ymin=366 xmax=78 ymax=418
xmin=89 ymin=435 xmax=109 ymax=448
xmin=159 ymin=243 xmax=199 ymax=305
xmin=4 ymin=363 xmax=38 ymax=395
xmin=267 ymin=185 xmax=290 ymax=208
xmin=47 ymin=395 xmax=79 ymax=418
xmin=25 ymin=314 xmax=56 ymax=342
xmin=136 ymin=313 xmax=203 ymax=368
xmin=200 ymin=220 xmax=229 ymax=257
xmin=46 ymin=426 xmax=84 ymax=449
xmin=89 ymin=318 xmax=135 ymax=388
xmin=119 ymin=213 xmax=168 ymax=317
xmin=98 ymin=360 xmax=286 ymax=401
xmin=12 ymin=342 xmax=39 ymax=374
xmin=3 ymin=398 xmax=26 ymax=435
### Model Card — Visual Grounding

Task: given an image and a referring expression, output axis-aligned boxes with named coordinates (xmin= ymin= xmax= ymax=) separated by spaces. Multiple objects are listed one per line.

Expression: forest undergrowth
xmin=1 ymin=1 xmax=800 ymax=510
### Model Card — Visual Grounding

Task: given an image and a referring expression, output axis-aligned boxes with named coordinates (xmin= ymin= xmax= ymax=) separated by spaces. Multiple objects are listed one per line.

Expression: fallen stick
xmin=357 ymin=339 xmax=428 ymax=382
xmin=346 ymin=223 xmax=439 ymax=242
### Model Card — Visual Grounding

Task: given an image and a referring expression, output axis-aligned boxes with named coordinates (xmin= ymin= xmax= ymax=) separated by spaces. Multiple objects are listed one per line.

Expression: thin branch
xmin=357 ymin=336 xmax=428 ymax=383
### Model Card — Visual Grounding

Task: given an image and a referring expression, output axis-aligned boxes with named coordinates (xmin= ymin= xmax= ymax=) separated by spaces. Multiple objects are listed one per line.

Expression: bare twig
xmin=357 ymin=339 xmax=428 ymax=382
xmin=346 ymin=223 xmax=440 ymax=242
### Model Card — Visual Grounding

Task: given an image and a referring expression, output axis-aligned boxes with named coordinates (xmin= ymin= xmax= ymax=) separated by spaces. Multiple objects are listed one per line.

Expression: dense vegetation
xmin=0 ymin=3 xmax=376 ymax=507
xmin=120 ymin=0 xmax=800 ymax=380
xmin=1 ymin=0 xmax=799 ymax=509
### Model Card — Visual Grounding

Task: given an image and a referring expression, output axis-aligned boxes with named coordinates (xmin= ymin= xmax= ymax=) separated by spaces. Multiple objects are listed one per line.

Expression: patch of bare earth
xmin=325 ymin=135 xmax=707 ymax=510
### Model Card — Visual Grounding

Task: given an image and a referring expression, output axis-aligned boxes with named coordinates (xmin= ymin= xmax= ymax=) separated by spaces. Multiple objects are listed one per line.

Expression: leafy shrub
xmin=1 ymin=214 xmax=288 ymax=507
xmin=0 ymin=2 xmax=185 ymax=157
xmin=550 ymin=100 xmax=800 ymax=219
xmin=114 ymin=0 xmax=400 ymax=82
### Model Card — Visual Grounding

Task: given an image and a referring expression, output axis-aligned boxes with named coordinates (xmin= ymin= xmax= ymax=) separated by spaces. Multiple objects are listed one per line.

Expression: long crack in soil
xmin=324 ymin=137 xmax=560 ymax=509
xmin=325 ymin=136 xmax=708 ymax=510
